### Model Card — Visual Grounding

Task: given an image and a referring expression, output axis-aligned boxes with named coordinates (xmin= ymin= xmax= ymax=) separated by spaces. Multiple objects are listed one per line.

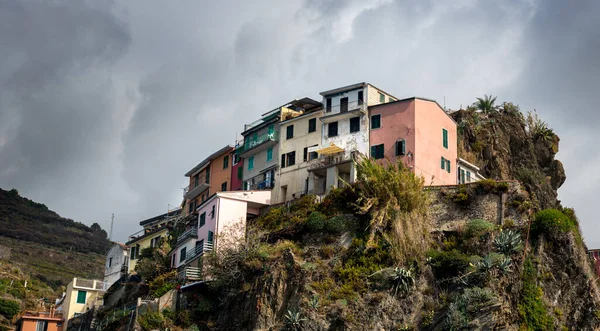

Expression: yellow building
xmin=126 ymin=209 xmax=181 ymax=273
xmin=60 ymin=278 xmax=107 ymax=322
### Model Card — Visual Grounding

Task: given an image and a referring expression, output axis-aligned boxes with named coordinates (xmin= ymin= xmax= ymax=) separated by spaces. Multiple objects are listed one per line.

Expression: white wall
xmin=104 ymin=244 xmax=127 ymax=288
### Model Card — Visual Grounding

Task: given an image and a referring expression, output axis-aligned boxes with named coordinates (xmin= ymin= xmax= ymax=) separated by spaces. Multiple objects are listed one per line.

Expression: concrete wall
xmin=414 ymin=99 xmax=457 ymax=186
xmin=277 ymin=112 xmax=322 ymax=202
xmin=368 ymin=99 xmax=416 ymax=167
xmin=104 ymin=244 xmax=127 ymax=288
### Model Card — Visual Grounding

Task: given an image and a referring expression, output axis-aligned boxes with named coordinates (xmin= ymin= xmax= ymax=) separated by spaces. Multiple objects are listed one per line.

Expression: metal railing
xmin=74 ymin=278 xmax=108 ymax=291
xmin=236 ymin=131 xmax=278 ymax=155
xmin=324 ymin=100 xmax=366 ymax=114
xmin=307 ymin=151 xmax=355 ymax=171
xmin=178 ymin=266 xmax=202 ymax=281
xmin=177 ymin=228 xmax=198 ymax=243
xmin=184 ymin=242 xmax=214 ymax=264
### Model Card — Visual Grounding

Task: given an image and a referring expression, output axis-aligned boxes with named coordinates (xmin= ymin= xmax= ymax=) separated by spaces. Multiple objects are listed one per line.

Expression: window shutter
xmin=303 ymin=147 xmax=308 ymax=162
xmin=447 ymin=160 xmax=451 ymax=173
xmin=281 ymin=154 xmax=286 ymax=168
xmin=371 ymin=146 xmax=377 ymax=158
xmin=441 ymin=157 xmax=445 ymax=169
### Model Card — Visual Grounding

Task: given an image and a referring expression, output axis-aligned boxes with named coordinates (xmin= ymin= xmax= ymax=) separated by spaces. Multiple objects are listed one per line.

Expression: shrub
xmin=466 ymin=219 xmax=495 ymax=237
xmin=324 ymin=216 xmax=346 ymax=234
xmin=445 ymin=287 xmax=497 ymax=330
xmin=148 ymin=271 xmax=178 ymax=297
xmin=475 ymin=179 xmax=509 ymax=194
xmin=284 ymin=310 xmax=306 ymax=331
xmin=0 ymin=298 xmax=20 ymax=319
xmin=319 ymin=245 xmax=335 ymax=259
xmin=305 ymin=212 xmax=326 ymax=232
xmin=318 ymin=184 xmax=360 ymax=215
xmin=427 ymin=249 xmax=471 ymax=280
xmin=518 ymin=258 xmax=553 ymax=330
xmin=531 ymin=209 xmax=577 ymax=238
xmin=137 ymin=310 xmax=165 ymax=331
xmin=493 ymin=229 xmax=523 ymax=255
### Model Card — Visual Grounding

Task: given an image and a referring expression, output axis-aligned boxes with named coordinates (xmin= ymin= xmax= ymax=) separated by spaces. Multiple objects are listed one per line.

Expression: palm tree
xmin=475 ymin=95 xmax=497 ymax=113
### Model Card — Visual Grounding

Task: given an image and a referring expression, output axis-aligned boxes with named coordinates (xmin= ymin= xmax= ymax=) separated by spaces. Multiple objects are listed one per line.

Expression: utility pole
xmin=109 ymin=213 xmax=114 ymax=241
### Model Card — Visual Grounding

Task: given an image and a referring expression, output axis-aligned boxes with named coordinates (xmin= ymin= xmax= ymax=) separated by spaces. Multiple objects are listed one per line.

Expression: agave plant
xmin=284 ymin=310 xmax=306 ymax=331
xmin=308 ymin=295 xmax=320 ymax=310
xmin=391 ymin=267 xmax=415 ymax=296
xmin=494 ymin=229 xmax=523 ymax=255
xmin=496 ymin=256 xmax=513 ymax=274
xmin=475 ymin=95 xmax=497 ymax=113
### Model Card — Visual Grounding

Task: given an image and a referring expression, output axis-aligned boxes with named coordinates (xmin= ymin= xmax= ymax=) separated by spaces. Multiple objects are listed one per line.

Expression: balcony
xmin=177 ymin=228 xmax=198 ymax=243
xmin=178 ymin=266 xmax=202 ymax=281
xmin=73 ymin=278 xmax=108 ymax=291
xmin=321 ymin=100 xmax=366 ymax=124
xmin=184 ymin=182 xmax=209 ymax=200
xmin=236 ymin=131 xmax=278 ymax=158
xmin=307 ymin=151 xmax=355 ymax=171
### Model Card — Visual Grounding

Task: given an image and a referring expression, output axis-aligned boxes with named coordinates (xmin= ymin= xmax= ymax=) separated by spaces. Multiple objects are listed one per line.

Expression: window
xmin=199 ymin=212 xmax=206 ymax=227
xmin=446 ymin=159 xmax=451 ymax=173
xmin=442 ymin=128 xmax=448 ymax=149
xmin=171 ymin=254 xmax=176 ymax=268
xmin=379 ymin=92 xmax=385 ymax=103
xmin=286 ymin=125 xmax=294 ymax=139
xmin=197 ymin=239 xmax=204 ymax=250
xmin=371 ymin=114 xmax=381 ymax=129
xmin=358 ymin=91 xmax=364 ymax=105
xmin=211 ymin=204 xmax=216 ymax=218
xmin=303 ymin=147 xmax=308 ymax=162
xmin=36 ymin=321 xmax=48 ymax=331
xmin=349 ymin=117 xmax=360 ymax=133
xmin=223 ymin=155 xmax=229 ymax=169
xmin=467 ymin=171 xmax=471 ymax=182
xmin=309 ymin=151 xmax=318 ymax=160
xmin=205 ymin=167 xmax=210 ymax=184
xmin=328 ymin=122 xmax=338 ymax=137
xmin=461 ymin=169 xmax=466 ymax=184
xmin=108 ymin=257 xmax=112 ymax=268
xmin=326 ymin=98 xmax=332 ymax=112
xmin=180 ymin=247 xmax=186 ymax=262
xmin=208 ymin=231 xmax=214 ymax=244
xmin=268 ymin=124 xmax=274 ymax=136
xmin=237 ymin=166 xmax=243 ymax=179
xmin=282 ymin=151 xmax=296 ymax=167
xmin=340 ymin=97 xmax=348 ymax=112
xmin=252 ymin=132 xmax=258 ymax=143
xmin=194 ymin=175 xmax=199 ymax=187
xmin=221 ymin=181 xmax=227 ymax=191
xmin=76 ymin=290 xmax=86 ymax=304
xmin=389 ymin=96 xmax=394 ymax=102
xmin=395 ymin=140 xmax=406 ymax=156
xmin=233 ymin=154 xmax=240 ymax=165
xmin=441 ymin=157 xmax=446 ymax=169
xmin=266 ymin=147 xmax=273 ymax=161
xmin=308 ymin=118 xmax=316 ymax=133
xmin=248 ymin=156 xmax=254 ymax=170
xmin=130 ymin=244 xmax=139 ymax=260
xmin=371 ymin=144 xmax=385 ymax=159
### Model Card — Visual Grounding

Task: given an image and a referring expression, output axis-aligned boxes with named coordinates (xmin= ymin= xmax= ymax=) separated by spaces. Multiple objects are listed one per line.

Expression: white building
xmin=103 ymin=243 xmax=128 ymax=288
xmin=457 ymin=158 xmax=485 ymax=184
xmin=308 ymin=82 xmax=397 ymax=194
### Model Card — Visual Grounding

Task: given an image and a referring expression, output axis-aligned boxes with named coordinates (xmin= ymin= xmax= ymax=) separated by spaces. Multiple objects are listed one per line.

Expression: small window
xmin=395 ymin=140 xmax=406 ymax=156
xmin=36 ymin=321 xmax=48 ymax=331
xmin=205 ymin=167 xmax=210 ymax=184
xmin=379 ymin=92 xmax=385 ymax=103
xmin=237 ymin=166 xmax=243 ymax=179
xmin=303 ymin=147 xmax=308 ymax=162
xmin=194 ymin=175 xmax=199 ymax=187
xmin=461 ymin=169 xmax=466 ymax=184
xmin=328 ymin=122 xmax=338 ymax=137
xmin=350 ymin=117 xmax=360 ymax=133
xmin=221 ymin=182 xmax=227 ymax=191
xmin=76 ymin=290 xmax=86 ymax=304
xmin=443 ymin=128 xmax=448 ymax=149
xmin=358 ymin=91 xmax=364 ymax=105
xmin=266 ymin=147 xmax=273 ymax=162
xmin=371 ymin=114 xmax=381 ymax=129
xmin=208 ymin=231 xmax=214 ymax=244
xmin=223 ymin=155 xmax=229 ymax=169
xmin=286 ymin=151 xmax=296 ymax=167
xmin=199 ymin=212 xmax=206 ymax=227
xmin=281 ymin=154 xmax=286 ymax=168
xmin=467 ymin=171 xmax=471 ymax=182
xmin=340 ymin=97 xmax=348 ymax=112
xmin=309 ymin=151 xmax=318 ymax=160
xmin=180 ymin=247 xmax=186 ymax=262
xmin=248 ymin=156 xmax=254 ymax=170
xmin=389 ymin=96 xmax=394 ymax=102
xmin=108 ymin=257 xmax=112 ymax=268
xmin=326 ymin=98 xmax=332 ymax=112
xmin=308 ymin=118 xmax=316 ymax=133
xmin=441 ymin=157 xmax=446 ymax=169
xmin=371 ymin=144 xmax=385 ymax=159
xmin=286 ymin=125 xmax=294 ymax=139
xmin=446 ymin=159 xmax=451 ymax=173
xmin=268 ymin=124 xmax=274 ymax=136
xmin=211 ymin=205 xmax=216 ymax=219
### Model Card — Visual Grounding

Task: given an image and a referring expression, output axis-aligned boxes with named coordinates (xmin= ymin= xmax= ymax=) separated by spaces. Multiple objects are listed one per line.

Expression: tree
xmin=475 ymin=95 xmax=497 ymax=113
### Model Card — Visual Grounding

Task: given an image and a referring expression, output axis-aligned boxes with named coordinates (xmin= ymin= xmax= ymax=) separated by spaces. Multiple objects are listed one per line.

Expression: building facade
xmin=308 ymin=82 xmax=396 ymax=194
xmin=457 ymin=158 xmax=485 ymax=184
xmin=368 ymin=97 xmax=458 ymax=186
xmin=103 ymin=243 xmax=128 ymax=288
xmin=184 ymin=145 xmax=234 ymax=215
xmin=60 ymin=278 xmax=107 ymax=321
xmin=15 ymin=311 xmax=64 ymax=331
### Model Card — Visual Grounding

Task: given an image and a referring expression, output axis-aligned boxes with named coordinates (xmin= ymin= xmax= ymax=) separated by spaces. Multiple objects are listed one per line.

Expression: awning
xmin=316 ymin=144 xmax=344 ymax=155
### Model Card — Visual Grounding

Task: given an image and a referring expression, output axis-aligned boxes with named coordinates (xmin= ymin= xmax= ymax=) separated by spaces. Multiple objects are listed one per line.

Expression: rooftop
xmin=185 ymin=145 xmax=234 ymax=177
xmin=139 ymin=208 xmax=182 ymax=226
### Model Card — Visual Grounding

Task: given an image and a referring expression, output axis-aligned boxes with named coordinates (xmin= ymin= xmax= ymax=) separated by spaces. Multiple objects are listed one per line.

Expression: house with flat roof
xmin=59 ymin=278 xmax=107 ymax=322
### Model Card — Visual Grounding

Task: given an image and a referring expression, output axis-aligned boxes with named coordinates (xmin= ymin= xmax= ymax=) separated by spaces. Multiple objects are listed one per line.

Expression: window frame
xmin=308 ymin=118 xmax=317 ymax=133
xmin=442 ymin=128 xmax=448 ymax=149
xmin=286 ymin=125 xmax=294 ymax=139
xmin=371 ymin=114 xmax=381 ymax=129
xmin=221 ymin=181 xmax=227 ymax=191
xmin=349 ymin=116 xmax=360 ymax=133
xmin=76 ymin=290 xmax=86 ymax=304
xmin=208 ymin=231 xmax=214 ymax=244
xmin=379 ymin=92 xmax=385 ymax=103
xmin=395 ymin=140 xmax=406 ymax=156
xmin=199 ymin=212 xmax=206 ymax=227
xmin=371 ymin=144 xmax=385 ymax=159
xmin=180 ymin=247 xmax=186 ymax=262
xmin=247 ymin=156 xmax=254 ymax=170
xmin=223 ymin=155 xmax=229 ymax=169
xmin=266 ymin=147 xmax=273 ymax=162
xmin=328 ymin=122 xmax=338 ymax=137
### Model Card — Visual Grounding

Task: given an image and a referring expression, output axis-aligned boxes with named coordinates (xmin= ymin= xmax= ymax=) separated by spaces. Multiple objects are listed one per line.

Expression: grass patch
xmin=518 ymin=258 xmax=553 ymax=330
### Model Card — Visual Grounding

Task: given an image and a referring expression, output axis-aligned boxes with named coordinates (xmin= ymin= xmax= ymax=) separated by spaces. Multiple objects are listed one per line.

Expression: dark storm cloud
xmin=1 ymin=0 xmax=598 ymax=246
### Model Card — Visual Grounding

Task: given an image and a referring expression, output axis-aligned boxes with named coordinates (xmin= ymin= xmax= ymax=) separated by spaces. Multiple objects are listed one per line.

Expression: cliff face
xmin=450 ymin=105 xmax=566 ymax=210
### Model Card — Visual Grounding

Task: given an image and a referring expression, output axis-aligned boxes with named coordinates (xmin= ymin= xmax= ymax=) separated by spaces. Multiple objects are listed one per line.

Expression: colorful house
xmin=103 ymin=243 xmax=128 ymax=289
xmin=308 ymin=82 xmax=397 ymax=194
xmin=126 ymin=209 xmax=180 ymax=273
xmin=171 ymin=191 xmax=271 ymax=281
xmin=59 ymin=278 xmax=107 ymax=322
xmin=184 ymin=145 xmax=234 ymax=215
xmin=368 ymin=97 xmax=458 ymax=186
xmin=276 ymin=98 xmax=323 ymax=202
xmin=14 ymin=310 xmax=64 ymax=331
xmin=457 ymin=158 xmax=485 ymax=184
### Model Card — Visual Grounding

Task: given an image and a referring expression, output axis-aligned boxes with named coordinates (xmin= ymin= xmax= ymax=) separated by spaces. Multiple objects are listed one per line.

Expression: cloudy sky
xmin=1 ymin=0 xmax=599 ymax=246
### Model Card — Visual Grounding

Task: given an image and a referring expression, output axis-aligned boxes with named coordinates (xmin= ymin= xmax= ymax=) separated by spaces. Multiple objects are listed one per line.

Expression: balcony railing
xmin=74 ymin=278 xmax=108 ymax=291
xmin=184 ymin=242 xmax=214 ymax=264
xmin=184 ymin=182 xmax=209 ymax=200
xmin=178 ymin=266 xmax=202 ymax=281
xmin=307 ymin=151 xmax=355 ymax=171
xmin=177 ymin=228 xmax=198 ymax=243
xmin=324 ymin=100 xmax=366 ymax=114
xmin=236 ymin=131 xmax=278 ymax=156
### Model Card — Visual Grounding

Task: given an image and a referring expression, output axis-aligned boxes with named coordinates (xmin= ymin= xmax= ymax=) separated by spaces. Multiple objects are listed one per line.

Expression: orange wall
xmin=20 ymin=319 xmax=62 ymax=331
xmin=369 ymin=99 xmax=416 ymax=168
xmin=209 ymin=150 xmax=233 ymax=193
xmin=413 ymin=99 xmax=457 ymax=185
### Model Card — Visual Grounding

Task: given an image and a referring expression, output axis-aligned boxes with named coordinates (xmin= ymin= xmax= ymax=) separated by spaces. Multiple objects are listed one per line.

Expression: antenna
xmin=109 ymin=213 xmax=114 ymax=241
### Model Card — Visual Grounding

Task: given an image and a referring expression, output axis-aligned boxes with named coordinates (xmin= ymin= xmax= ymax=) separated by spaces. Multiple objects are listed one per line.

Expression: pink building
xmin=368 ymin=97 xmax=457 ymax=186
xmin=171 ymin=191 xmax=271 ymax=279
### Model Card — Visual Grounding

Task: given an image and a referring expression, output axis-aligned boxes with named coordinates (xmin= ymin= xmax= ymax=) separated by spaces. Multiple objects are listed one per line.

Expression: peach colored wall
xmin=209 ymin=150 xmax=233 ymax=193
xmin=413 ymin=99 xmax=457 ymax=186
xmin=20 ymin=319 xmax=62 ymax=331
xmin=368 ymin=100 xmax=416 ymax=168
